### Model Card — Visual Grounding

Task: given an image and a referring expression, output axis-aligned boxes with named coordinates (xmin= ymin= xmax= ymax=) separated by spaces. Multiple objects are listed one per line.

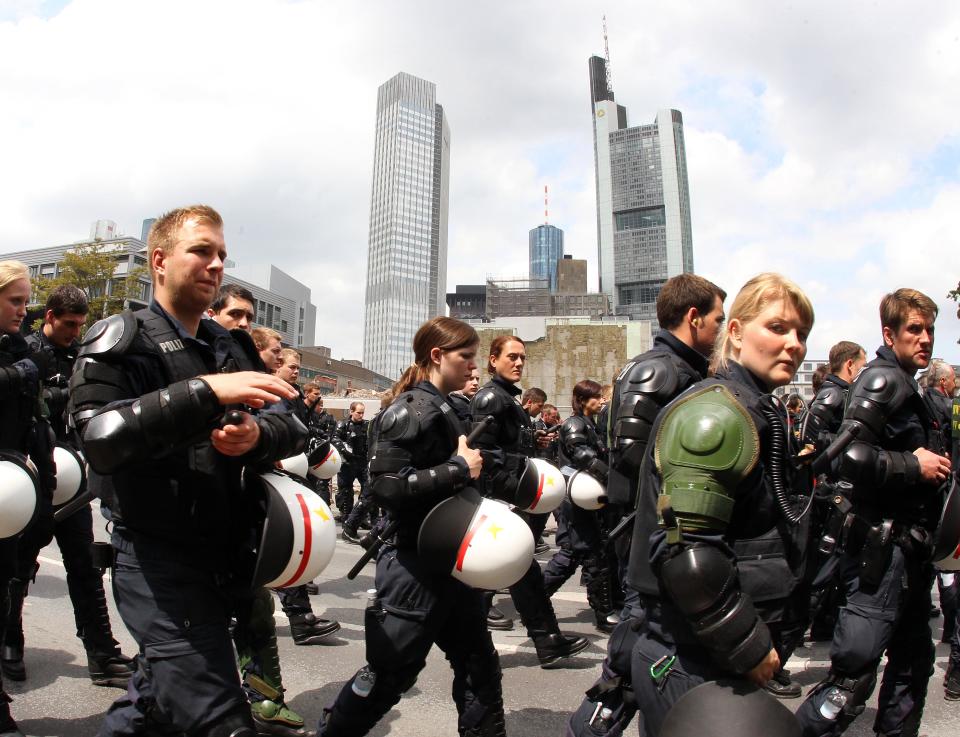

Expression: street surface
xmin=7 ymin=520 xmax=957 ymax=736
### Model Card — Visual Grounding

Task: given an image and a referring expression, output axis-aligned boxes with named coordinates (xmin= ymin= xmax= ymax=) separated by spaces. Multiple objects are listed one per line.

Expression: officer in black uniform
xmin=796 ymin=288 xmax=950 ymax=737
xmin=318 ymin=316 xmax=504 ymax=736
xmin=70 ymin=206 xmax=306 ymax=737
xmin=471 ymin=335 xmax=588 ymax=668
xmin=800 ymin=341 xmax=865 ymax=643
xmin=566 ymin=274 xmax=726 ymax=735
xmin=339 ymin=402 xmax=372 ymax=542
xmin=304 ymin=388 xmax=337 ymax=506
xmin=2 ymin=285 xmax=133 ymax=689
xmin=624 ymin=273 xmax=813 ymax=737
xmin=543 ymin=379 xmax=618 ymax=632
xmin=0 ymin=260 xmax=54 ymax=737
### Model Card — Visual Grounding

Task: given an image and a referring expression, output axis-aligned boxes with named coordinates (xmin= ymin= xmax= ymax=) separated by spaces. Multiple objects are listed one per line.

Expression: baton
xmin=810 ymin=423 xmax=861 ymax=477
xmin=607 ymin=509 xmax=637 ymax=544
xmin=346 ymin=414 xmax=494 ymax=580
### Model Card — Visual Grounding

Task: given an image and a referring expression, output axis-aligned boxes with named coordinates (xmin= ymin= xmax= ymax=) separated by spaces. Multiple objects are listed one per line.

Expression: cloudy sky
xmin=2 ymin=0 xmax=958 ymax=365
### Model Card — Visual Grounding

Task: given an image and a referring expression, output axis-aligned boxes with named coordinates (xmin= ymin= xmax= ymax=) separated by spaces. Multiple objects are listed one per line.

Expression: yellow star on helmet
xmin=488 ymin=522 xmax=503 ymax=539
xmin=314 ymin=506 xmax=330 ymax=521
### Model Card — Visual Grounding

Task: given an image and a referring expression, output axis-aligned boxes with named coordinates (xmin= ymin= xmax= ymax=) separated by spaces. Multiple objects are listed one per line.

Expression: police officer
xmin=70 ymin=206 xmax=307 ymax=737
xmin=2 ymin=285 xmax=133 ymax=689
xmin=796 ymin=288 xmax=950 ymax=736
xmin=207 ymin=285 xmax=322 ymax=735
xmin=626 ymin=273 xmax=813 ymax=737
xmin=535 ymin=403 xmax=561 ymax=465
xmin=303 ymin=385 xmax=337 ymax=506
xmin=471 ymin=336 xmax=588 ymax=668
xmin=317 ymin=316 xmax=502 ymax=736
xmin=543 ymin=379 xmax=618 ymax=633
xmin=0 ymin=260 xmax=54 ymax=737
xmin=566 ymin=273 xmax=726 ymax=735
xmin=801 ymin=341 xmax=866 ymax=644
xmin=339 ymin=402 xmax=372 ymax=543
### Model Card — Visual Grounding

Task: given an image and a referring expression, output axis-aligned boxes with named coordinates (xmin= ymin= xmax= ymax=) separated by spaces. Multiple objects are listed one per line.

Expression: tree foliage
xmin=32 ymin=243 xmax=149 ymax=329
xmin=949 ymin=281 xmax=960 ymax=319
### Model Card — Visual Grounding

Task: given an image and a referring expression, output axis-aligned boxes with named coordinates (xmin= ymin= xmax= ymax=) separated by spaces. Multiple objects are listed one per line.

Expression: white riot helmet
xmin=418 ymin=488 xmax=534 ymax=590
xmin=514 ymin=458 xmax=566 ymax=514
xmin=0 ymin=450 xmax=40 ymax=539
xmin=248 ymin=470 xmax=338 ymax=589
xmin=934 ymin=478 xmax=960 ymax=571
xmin=51 ymin=444 xmax=87 ymax=507
xmin=568 ymin=469 xmax=607 ymax=510
xmin=278 ymin=453 xmax=309 ymax=480
xmin=307 ymin=441 xmax=342 ymax=481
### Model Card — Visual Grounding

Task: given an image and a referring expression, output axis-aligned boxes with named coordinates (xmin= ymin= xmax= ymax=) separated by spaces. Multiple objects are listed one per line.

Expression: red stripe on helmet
xmin=278 ymin=493 xmax=313 ymax=588
xmin=455 ymin=514 xmax=487 ymax=572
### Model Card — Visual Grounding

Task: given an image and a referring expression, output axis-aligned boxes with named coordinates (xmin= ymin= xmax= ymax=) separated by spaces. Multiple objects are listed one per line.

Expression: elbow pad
xmin=249 ymin=412 xmax=308 ymax=465
xmin=82 ymin=377 xmax=219 ymax=473
xmin=838 ymin=439 xmax=920 ymax=496
xmin=660 ymin=544 xmax=772 ymax=674
xmin=373 ymin=460 xmax=470 ymax=512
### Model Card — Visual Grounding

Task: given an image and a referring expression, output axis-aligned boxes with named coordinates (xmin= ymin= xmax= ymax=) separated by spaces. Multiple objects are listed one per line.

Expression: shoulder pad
xmin=622 ymin=355 xmax=687 ymax=402
xmin=816 ymin=384 xmax=845 ymax=410
xmin=471 ymin=385 xmax=507 ymax=416
xmin=77 ymin=312 xmax=137 ymax=358
xmin=849 ymin=364 xmax=912 ymax=408
xmin=562 ymin=415 xmax=589 ymax=436
xmin=378 ymin=395 xmax=422 ymax=442
xmin=25 ymin=332 xmax=42 ymax=351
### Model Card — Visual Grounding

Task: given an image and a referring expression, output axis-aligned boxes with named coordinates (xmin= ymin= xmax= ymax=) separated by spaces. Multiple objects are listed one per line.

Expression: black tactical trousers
xmin=796 ymin=545 xmax=936 ymax=737
xmin=99 ymin=541 xmax=253 ymax=736
xmin=543 ymin=502 xmax=616 ymax=616
xmin=319 ymin=546 xmax=502 ymax=736
xmin=276 ymin=585 xmax=312 ymax=617
xmin=8 ymin=502 xmax=119 ymax=655
xmin=0 ymin=537 xmax=17 ymax=732
xmin=335 ymin=463 xmax=368 ymax=517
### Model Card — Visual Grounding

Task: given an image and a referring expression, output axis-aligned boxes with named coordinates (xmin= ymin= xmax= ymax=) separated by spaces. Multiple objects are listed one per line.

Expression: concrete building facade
xmin=363 ymin=71 xmax=451 ymax=379
xmin=589 ymin=55 xmax=694 ymax=323
xmin=556 ymin=256 xmax=588 ymax=294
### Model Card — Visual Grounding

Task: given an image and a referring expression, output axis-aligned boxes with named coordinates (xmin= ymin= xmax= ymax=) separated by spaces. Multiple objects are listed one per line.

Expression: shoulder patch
xmin=77 ymin=312 xmax=137 ymax=358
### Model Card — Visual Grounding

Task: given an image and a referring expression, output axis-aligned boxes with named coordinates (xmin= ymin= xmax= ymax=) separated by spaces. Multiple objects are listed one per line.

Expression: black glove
xmin=13 ymin=357 xmax=40 ymax=389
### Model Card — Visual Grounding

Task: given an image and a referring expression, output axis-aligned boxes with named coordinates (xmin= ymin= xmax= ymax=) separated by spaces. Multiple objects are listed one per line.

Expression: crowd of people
xmin=0 ymin=203 xmax=957 ymax=737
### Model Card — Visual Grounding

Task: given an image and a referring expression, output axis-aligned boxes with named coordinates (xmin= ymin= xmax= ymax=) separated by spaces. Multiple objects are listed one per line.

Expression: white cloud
xmin=1 ymin=0 xmax=958 ymax=366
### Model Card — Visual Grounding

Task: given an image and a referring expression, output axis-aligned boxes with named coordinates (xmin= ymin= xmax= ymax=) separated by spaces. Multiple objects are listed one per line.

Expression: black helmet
xmin=660 ymin=679 xmax=800 ymax=737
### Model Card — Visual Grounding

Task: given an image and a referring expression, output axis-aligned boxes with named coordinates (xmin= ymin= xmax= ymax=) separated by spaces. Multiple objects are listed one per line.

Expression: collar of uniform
xmin=874 ymin=345 xmax=919 ymax=389
xmin=33 ymin=329 xmax=76 ymax=357
xmin=491 ymin=374 xmax=522 ymax=397
xmin=655 ymin=332 xmax=709 ymax=379
xmin=824 ymin=373 xmax=850 ymax=390
xmin=148 ymin=300 xmax=226 ymax=357
xmin=414 ymin=379 xmax=445 ymax=399
xmin=716 ymin=360 xmax=772 ymax=396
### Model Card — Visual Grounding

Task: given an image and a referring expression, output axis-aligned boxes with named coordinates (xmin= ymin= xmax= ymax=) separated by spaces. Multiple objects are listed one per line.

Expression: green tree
xmin=949 ymin=281 xmax=960 ymax=320
xmin=32 ymin=243 xmax=149 ymax=329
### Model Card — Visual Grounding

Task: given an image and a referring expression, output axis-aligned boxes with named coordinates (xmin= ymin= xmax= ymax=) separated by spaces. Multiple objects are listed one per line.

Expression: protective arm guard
xmin=659 ymin=544 xmax=773 ymax=674
xmin=801 ymin=383 xmax=845 ymax=450
xmin=561 ymin=417 xmax=609 ymax=483
xmin=654 ymin=384 xmax=759 ymax=536
xmin=245 ymin=412 xmax=308 ymax=466
xmin=836 ymin=365 xmax=920 ymax=494
xmin=77 ymin=372 xmax=221 ymax=474
xmin=611 ymin=356 xmax=682 ymax=477
xmin=369 ymin=399 xmax=472 ymax=512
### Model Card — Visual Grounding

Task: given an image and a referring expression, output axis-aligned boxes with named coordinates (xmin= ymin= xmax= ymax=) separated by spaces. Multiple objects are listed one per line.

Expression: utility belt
xmin=821 ymin=486 xmax=934 ymax=588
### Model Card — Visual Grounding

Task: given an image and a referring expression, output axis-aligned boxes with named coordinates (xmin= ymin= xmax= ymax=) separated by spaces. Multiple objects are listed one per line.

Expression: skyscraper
xmin=528 ymin=224 xmax=564 ymax=292
xmin=589 ymin=56 xmax=694 ymax=323
xmin=363 ymin=72 xmax=450 ymax=378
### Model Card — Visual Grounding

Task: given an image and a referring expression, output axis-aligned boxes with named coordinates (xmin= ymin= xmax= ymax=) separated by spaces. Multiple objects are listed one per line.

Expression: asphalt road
xmin=6 ymin=520 xmax=958 ymax=737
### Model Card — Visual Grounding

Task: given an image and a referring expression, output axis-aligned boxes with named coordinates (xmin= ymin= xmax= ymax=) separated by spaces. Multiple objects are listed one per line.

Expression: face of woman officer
xmin=729 ymin=299 xmax=809 ymax=389
xmin=0 ymin=277 xmax=30 ymax=336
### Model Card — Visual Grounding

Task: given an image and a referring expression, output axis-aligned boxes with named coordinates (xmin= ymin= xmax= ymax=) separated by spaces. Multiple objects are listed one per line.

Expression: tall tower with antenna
xmin=529 ymin=185 xmax=565 ymax=292
xmin=589 ymin=19 xmax=694 ymax=324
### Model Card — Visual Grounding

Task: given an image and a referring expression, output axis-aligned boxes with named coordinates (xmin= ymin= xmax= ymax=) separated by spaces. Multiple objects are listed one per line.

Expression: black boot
xmin=593 ymin=609 xmax=618 ymax=634
xmin=486 ymin=604 xmax=514 ymax=632
xmin=460 ymin=702 xmax=506 ymax=737
xmin=1 ymin=580 xmax=27 ymax=682
xmin=289 ymin=613 xmax=340 ymax=645
xmin=87 ymin=651 xmax=134 ymax=688
xmin=764 ymin=668 xmax=801 ymax=699
xmin=946 ymin=662 xmax=960 ymax=701
xmin=530 ymin=630 xmax=589 ymax=669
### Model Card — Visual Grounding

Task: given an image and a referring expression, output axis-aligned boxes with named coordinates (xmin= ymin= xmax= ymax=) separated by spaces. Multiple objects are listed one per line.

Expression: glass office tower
xmin=529 ymin=224 xmax=565 ymax=292
xmin=363 ymin=72 xmax=450 ymax=378
xmin=589 ymin=56 xmax=694 ymax=323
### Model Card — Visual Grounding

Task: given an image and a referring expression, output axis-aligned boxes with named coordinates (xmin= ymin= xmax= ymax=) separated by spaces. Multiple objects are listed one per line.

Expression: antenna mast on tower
xmin=544 ymin=185 xmax=549 ymax=225
xmin=602 ymin=14 xmax=613 ymax=94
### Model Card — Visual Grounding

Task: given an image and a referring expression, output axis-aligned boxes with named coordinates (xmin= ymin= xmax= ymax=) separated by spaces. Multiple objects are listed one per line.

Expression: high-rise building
xmin=589 ymin=55 xmax=694 ymax=323
xmin=363 ymin=72 xmax=450 ymax=379
xmin=529 ymin=224 xmax=564 ymax=292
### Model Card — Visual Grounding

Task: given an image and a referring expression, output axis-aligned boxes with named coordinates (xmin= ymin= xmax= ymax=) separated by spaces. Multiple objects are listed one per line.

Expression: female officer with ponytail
xmin=318 ymin=317 xmax=509 ymax=737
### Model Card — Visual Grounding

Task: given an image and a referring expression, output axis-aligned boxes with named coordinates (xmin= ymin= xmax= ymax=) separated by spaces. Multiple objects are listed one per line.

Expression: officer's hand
xmin=456 ymin=435 xmax=483 ymax=479
xmin=534 ymin=430 xmax=556 ymax=449
xmin=12 ymin=357 xmax=39 ymax=388
xmin=745 ymin=648 xmax=780 ymax=687
xmin=914 ymin=447 xmax=951 ymax=484
xmin=210 ymin=411 xmax=261 ymax=456
xmin=202 ymin=371 xmax=297 ymax=408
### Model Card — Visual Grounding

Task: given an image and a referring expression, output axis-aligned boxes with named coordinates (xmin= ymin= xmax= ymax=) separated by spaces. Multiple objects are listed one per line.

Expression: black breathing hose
xmin=759 ymin=396 xmax=804 ymax=525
